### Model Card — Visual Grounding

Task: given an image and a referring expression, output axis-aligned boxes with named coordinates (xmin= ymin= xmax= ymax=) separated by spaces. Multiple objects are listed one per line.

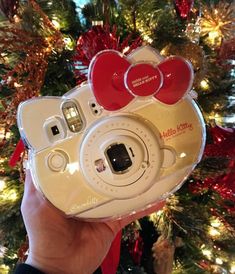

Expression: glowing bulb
xmin=200 ymin=79 xmax=209 ymax=90
xmin=63 ymin=37 xmax=74 ymax=51
xmin=210 ymin=218 xmax=222 ymax=228
xmin=0 ymin=264 xmax=9 ymax=273
xmin=143 ymin=35 xmax=153 ymax=44
xmin=52 ymin=18 xmax=61 ymax=30
xmin=1 ymin=189 xmax=18 ymax=202
xmin=13 ymin=15 xmax=20 ymax=23
xmin=202 ymin=249 xmax=212 ymax=259
xmin=230 ymin=262 xmax=235 ymax=273
xmin=14 ymin=82 xmax=23 ymax=88
xmin=0 ymin=157 xmax=5 ymax=163
xmin=209 ymin=30 xmax=220 ymax=40
xmin=0 ymin=180 xmax=6 ymax=191
xmin=123 ymin=46 xmax=130 ymax=54
xmin=92 ymin=20 xmax=103 ymax=26
xmin=207 ymin=30 xmax=222 ymax=47
xmin=0 ymin=245 xmax=6 ymax=258
xmin=215 ymin=257 xmax=223 ymax=265
xmin=208 ymin=227 xmax=220 ymax=237
xmin=8 ymin=191 xmax=18 ymax=201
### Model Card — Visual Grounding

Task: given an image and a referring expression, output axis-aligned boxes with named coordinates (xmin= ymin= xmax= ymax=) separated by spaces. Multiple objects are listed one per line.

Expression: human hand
xmin=21 ymin=170 xmax=165 ymax=274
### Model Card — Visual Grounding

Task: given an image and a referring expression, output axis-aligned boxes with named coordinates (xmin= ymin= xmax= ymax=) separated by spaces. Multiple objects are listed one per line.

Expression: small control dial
xmin=47 ymin=151 xmax=68 ymax=172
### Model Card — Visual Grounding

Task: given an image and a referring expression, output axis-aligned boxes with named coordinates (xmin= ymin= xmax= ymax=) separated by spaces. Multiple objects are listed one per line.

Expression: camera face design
xmin=17 ymin=46 xmax=206 ymax=220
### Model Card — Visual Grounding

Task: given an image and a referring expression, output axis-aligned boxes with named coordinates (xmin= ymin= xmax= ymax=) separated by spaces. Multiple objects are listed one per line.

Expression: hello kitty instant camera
xmin=17 ymin=46 xmax=206 ymax=220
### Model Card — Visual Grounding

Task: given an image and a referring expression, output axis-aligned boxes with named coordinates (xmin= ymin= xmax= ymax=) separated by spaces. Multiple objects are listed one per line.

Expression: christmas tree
xmin=0 ymin=0 xmax=234 ymax=273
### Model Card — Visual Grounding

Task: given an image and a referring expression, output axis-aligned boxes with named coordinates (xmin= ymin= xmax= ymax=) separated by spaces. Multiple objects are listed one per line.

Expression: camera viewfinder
xmin=51 ymin=125 xmax=60 ymax=136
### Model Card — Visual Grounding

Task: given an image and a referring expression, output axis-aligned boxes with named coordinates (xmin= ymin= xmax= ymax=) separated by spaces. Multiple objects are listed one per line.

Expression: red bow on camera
xmin=89 ymin=47 xmax=193 ymax=111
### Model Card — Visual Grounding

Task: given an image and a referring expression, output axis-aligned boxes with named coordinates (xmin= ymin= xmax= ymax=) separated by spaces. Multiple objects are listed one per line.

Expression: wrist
xmin=15 ymin=263 xmax=45 ymax=274
xmin=25 ymin=254 xmax=65 ymax=274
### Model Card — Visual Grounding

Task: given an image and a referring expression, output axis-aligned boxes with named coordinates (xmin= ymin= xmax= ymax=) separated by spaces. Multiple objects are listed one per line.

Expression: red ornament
xmin=128 ymin=231 xmax=143 ymax=265
xmin=189 ymin=124 xmax=235 ymax=212
xmin=218 ymin=38 xmax=235 ymax=69
xmin=204 ymin=125 xmax=235 ymax=158
xmin=17 ymin=238 xmax=29 ymax=263
xmin=174 ymin=0 xmax=194 ymax=19
xmin=9 ymin=139 xmax=25 ymax=167
xmin=73 ymin=25 xmax=142 ymax=85
xmin=101 ymin=231 xmax=122 ymax=274
xmin=0 ymin=0 xmax=19 ymax=20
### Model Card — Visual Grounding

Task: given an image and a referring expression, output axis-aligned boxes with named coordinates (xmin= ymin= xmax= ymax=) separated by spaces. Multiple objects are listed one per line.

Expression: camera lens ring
xmin=80 ymin=114 xmax=162 ymax=199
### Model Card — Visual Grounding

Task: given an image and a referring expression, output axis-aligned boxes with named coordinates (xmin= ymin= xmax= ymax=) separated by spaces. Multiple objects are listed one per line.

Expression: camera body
xmin=17 ymin=46 xmax=206 ymax=219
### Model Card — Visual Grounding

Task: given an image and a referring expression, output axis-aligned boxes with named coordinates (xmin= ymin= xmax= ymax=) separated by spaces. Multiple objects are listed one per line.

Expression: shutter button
xmin=47 ymin=151 xmax=68 ymax=172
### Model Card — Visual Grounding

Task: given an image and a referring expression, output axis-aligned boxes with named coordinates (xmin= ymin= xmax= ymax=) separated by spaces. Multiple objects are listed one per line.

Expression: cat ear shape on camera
xmin=88 ymin=47 xmax=194 ymax=111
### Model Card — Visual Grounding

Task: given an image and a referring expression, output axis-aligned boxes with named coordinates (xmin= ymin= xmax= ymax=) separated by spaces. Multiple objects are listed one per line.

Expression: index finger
xmin=24 ymin=169 xmax=37 ymax=196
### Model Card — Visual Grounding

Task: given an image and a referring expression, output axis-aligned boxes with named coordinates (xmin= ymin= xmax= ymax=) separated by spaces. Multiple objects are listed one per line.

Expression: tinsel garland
xmin=0 ymin=0 xmax=19 ymax=21
xmin=200 ymin=1 xmax=235 ymax=47
xmin=73 ymin=25 xmax=142 ymax=85
xmin=189 ymin=124 xmax=235 ymax=221
xmin=0 ymin=0 xmax=64 ymax=141
xmin=173 ymin=0 xmax=194 ymax=19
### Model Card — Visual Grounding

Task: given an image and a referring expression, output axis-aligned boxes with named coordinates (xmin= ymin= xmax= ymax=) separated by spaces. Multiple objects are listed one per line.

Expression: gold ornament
xmin=152 ymin=236 xmax=183 ymax=274
xmin=152 ymin=236 xmax=175 ymax=274
xmin=200 ymin=2 xmax=235 ymax=47
xmin=160 ymin=41 xmax=206 ymax=87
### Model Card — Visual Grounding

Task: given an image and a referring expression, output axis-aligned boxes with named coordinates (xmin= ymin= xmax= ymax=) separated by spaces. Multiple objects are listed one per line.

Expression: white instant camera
xmin=17 ymin=46 xmax=206 ymax=220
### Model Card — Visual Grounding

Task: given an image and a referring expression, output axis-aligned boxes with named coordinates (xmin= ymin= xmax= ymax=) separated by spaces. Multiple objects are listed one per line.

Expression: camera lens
xmin=106 ymin=143 xmax=132 ymax=173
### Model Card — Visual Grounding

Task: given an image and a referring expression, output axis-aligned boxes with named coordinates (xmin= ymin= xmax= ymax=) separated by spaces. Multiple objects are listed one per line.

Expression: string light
xmin=13 ymin=15 xmax=21 ymax=23
xmin=207 ymin=30 xmax=221 ymax=46
xmin=51 ymin=17 xmax=61 ymax=30
xmin=0 ymin=179 xmax=6 ymax=191
xmin=1 ymin=189 xmax=18 ymax=202
xmin=208 ymin=112 xmax=223 ymax=125
xmin=201 ymin=248 xmax=212 ymax=259
xmin=0 ymin=246 xmax=6 ymax=258
xmin=13 ymin=82 xmax=23 ymax=88
xmin=123 ymin=46 xmax=130 ymax=54
xmin=0 ymin=264 xmax=9 ymax=274
xmin=0 ymin=157 xmax=6 ymax=163
xmin=92 ymin=21 xmax=103 ymax=26
xmin=0 ymin=130 xmax=11 ymax=139
xmin=210 ymin=217 xmax=222 ymax=228
xmin=208 ymin=227 xmax=220 ymax=237
xmin=142 ymin=34 xmax=153 ymax=44
xmin=215 ymin=257 xmax=223 ymax=265
xmin=230 ymin=262 xmax=235 ymax=273
xmin=200 ymin=79 xmax=210 ymax=91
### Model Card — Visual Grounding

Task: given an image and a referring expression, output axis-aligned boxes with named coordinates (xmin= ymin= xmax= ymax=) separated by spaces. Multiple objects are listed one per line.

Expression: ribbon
xmin=9 ymin=139 xmax=25 ymax=167
xmin=101 ymin=230 xmax=122 ymax=274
